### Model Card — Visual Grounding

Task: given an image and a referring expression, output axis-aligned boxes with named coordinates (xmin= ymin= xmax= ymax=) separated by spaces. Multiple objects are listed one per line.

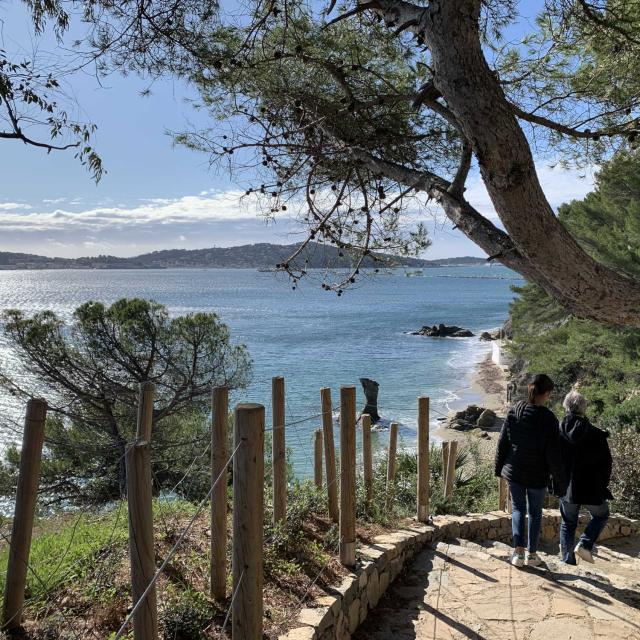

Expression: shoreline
xmin=433 ymin=345 xmax=508 ymax=456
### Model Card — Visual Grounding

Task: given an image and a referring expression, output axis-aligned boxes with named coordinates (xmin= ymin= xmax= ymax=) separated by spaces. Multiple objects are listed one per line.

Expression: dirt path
xmin=354 ymin=536 xmax=640 ymax=640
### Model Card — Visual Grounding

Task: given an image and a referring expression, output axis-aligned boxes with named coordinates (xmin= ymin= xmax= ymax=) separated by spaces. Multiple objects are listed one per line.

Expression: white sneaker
xmin=511 ymin=551 xmax=525 ymax=567
xmin=526 ymin=551 xmax=543 ymax=567
xmin=574 ymin=542 xmax=594 ymax=563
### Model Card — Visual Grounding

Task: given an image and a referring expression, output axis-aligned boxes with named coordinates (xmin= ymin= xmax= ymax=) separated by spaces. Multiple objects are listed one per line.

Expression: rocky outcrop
xmin=359 ymin=378 xmax=380 ymax=423
xmin=410 ymin=323 xmax=474 ymax=338
xmin=449 ymin=405 xmax=497 ymax=433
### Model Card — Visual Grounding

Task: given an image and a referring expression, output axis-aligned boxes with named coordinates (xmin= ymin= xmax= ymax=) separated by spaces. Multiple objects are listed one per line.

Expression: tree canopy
xmin=0 ymin=298 xmax=251 ymax=503
xmin=10 ymin=0 xmax=640 ymax=324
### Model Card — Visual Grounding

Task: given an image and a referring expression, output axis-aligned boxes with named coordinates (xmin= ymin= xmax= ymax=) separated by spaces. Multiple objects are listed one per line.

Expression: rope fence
xmin=0 ymin=375 xmax=489 ymax=640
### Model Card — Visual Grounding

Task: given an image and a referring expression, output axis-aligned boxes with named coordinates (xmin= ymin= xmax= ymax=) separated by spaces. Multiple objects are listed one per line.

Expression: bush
xmin=355 ymin=440 xmax=499 ymax=524
xmin=607 ymin=421 xmax=640 ymax=518
xmin=160 ymin=588 xmax=218 ymax=640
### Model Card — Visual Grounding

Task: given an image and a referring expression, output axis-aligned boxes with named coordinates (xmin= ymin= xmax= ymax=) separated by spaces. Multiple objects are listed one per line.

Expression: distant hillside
xmin=0 ymin=243 xmax=487 ymax=270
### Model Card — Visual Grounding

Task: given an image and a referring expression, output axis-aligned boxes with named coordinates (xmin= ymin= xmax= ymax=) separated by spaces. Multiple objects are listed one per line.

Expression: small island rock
xmin=411 ymin=323 xmax=475 ymax=338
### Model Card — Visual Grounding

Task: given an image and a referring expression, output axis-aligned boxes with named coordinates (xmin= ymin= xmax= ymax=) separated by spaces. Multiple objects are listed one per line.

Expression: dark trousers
xmin=560 ymin=499 xmax=610 ymax=564
xmin=509 ymin=481 xmax=547 ymax=553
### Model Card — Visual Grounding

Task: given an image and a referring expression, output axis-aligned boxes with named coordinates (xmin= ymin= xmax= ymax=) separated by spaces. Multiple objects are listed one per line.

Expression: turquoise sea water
xmin=0 ymin=266 xmax=523 ymax=475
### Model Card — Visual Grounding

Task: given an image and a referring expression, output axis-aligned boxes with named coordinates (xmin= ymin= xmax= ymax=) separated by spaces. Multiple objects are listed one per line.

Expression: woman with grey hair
xmin=559 ymin=390 xmax=613 ymax=564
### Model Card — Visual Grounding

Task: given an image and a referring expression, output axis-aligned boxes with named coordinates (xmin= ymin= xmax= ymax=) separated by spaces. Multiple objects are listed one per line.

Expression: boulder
xmin=455 ymin=405 xmax=483 ymax=422
xmin=479 ymin=331 xmax=493 ymax=341
xmin=477 ymin=409 xmax=497 ymax=428
xmin=451 ymin=420 xmax=474 ymax=431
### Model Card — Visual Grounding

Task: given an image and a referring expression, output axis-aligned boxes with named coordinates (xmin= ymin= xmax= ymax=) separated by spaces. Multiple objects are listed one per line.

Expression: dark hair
xmin=527 ymin=374 xmax=555 ymax=403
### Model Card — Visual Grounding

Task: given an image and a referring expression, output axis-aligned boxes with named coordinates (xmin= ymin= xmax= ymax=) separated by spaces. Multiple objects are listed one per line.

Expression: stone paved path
xmin=354 ymin=536 xmax=640 ymax=640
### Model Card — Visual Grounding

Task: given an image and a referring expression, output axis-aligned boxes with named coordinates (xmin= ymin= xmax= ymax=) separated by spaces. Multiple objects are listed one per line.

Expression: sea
xmin=0 ymin=265 xmax=523 ymax=476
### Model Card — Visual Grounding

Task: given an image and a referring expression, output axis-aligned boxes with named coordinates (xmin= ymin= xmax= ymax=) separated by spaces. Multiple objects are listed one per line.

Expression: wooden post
xmin=361 ymin=414 xmax=373 ymax=506
xmin=272 ymin=376 xmax=286 ymax=525
xmin=2 ymin=398 xmax=47 ymax=632
xmin=211 ymin=386 xmax=228 ymax=601
xmin=498 ymin=477 xmax=508 ymax=512
xmin=321 ymin=387 xmax=339 ymax=523
xmin=233 ymin=403 xmax=265 ymax=640
xmin=339 ymin=386 xmax=356 ymax=568
xmin=386 ymin=422 xmax=398 ymax=508
xmin=126 ymin=382 xmax=158 ymax=640
xmin=441 ymin=441 xmax=450 ymax=491
xmin=445 ymin=440 xmax=458 ymax=499
xmin=417 ymin=396 xmax=430 ymax=522
xmin=314 ymin=429 xmax=323 ymax=489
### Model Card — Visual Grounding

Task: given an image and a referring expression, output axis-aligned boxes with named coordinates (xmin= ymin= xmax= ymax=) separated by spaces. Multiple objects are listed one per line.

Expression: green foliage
xmin=356 ymin=441 xmax=499 ymax=524
xmin=558 ymin=151 xmax=640 ymax=278
xmin=606 ymin=421 xmax=640 ymax=518
xmin=0 ymin=504 xmax=130 ymax=604
xmin=160 ymin=588 xmax=218 ymax=640
xmin=0 ymin=298 xmax=251 ymax=505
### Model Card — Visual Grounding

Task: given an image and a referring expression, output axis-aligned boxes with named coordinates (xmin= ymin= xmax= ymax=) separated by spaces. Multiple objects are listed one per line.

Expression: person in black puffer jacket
xmin=559 ymin=390 xmax=613 ymax=565
xmin=495 ymin=374 xmax=567 ymax=567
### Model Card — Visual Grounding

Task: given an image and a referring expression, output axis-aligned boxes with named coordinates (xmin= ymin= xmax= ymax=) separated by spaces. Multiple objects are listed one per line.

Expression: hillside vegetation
xmin=0 ymin=242 xmax=486 ymax=270
xmin=508 ymin=151 xmax=640 ymax=516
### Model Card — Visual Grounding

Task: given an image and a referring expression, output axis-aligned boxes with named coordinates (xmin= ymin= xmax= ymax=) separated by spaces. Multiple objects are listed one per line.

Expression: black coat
xmin=559 ymin=413 xmax=613 ymax=505
xmin=495 ymin=401 xmax=567 ymax=493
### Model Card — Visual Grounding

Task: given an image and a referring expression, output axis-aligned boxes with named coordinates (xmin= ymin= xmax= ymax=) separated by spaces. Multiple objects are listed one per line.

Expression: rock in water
xmin=411 ymin=323 xmax=475 ymax=338
xmin=359 ymin=378 xmax=380 ymax=423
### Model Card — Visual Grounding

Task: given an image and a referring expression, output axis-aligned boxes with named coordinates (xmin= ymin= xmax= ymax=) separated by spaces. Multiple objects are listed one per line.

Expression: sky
xmin=0 ymin=0 xmax=597 ymax=259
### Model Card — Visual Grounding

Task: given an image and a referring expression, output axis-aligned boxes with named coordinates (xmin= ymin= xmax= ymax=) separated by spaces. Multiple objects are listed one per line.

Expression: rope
xmin=113 ymin=440 xmax=243 ymax=640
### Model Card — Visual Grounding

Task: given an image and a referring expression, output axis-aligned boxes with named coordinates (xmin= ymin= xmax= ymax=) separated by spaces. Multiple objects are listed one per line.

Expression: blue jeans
xmin=509 ymin=481 xmax=546 ymax=553
xmin=560 ymin=499 xmax=609 ymax=564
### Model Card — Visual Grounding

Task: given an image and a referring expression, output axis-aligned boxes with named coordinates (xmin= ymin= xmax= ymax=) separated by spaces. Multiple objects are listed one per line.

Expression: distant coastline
xmin=0 ymin=242 xmax=487 ymax=271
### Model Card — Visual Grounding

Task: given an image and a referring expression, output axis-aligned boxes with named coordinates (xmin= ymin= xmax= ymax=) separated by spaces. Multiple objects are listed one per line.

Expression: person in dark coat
xmin=495 ymin=374 xmax=567 ymax=567
xmin=559 ymin=390 xmax=613 ymax=564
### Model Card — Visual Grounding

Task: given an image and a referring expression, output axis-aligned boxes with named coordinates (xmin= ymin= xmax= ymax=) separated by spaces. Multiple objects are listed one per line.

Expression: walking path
xmin=354 ymin=536 xmax=640 ymax=640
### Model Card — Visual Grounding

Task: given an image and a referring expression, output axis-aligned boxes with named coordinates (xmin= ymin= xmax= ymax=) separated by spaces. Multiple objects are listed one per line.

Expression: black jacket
xmin=495 ymin=401 xmax=567 ymax=493
xmin=559 ymin=413 xmax=613 ymax=505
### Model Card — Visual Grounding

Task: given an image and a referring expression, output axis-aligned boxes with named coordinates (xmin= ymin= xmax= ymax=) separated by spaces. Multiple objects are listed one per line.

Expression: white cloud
xmin=0 ymin=190 xmax=263 ymax=233
xmin=0 ymin=202 xmax=32 ymax=211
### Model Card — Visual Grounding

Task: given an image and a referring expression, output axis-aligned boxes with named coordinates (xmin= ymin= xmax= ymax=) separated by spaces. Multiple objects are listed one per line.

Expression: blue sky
xmin=0 ymin=0 xmax=596 ymax=259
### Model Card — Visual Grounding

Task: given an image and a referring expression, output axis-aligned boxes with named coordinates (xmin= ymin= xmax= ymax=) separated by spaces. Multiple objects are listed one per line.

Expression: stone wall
xmin=279 ymin=510 xmax=639 ymax=640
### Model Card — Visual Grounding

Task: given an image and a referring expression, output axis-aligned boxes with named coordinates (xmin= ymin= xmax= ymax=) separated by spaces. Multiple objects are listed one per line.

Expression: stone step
xmin=354 ymin=536 xmax=640 ymax=640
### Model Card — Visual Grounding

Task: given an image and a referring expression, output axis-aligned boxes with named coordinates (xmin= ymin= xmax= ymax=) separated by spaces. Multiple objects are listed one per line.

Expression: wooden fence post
xmin=211 ymin=386 xmax=228 ymax=601
xmin=445 ymin=440 xmax=458 ymax=499
xmin=339 ymin=386 xmax=356 ymax=568
xmin=272 ymin=376 xmax=286 ymax=525
xmin=498 ymin=477 xmax=508 ymax=512
xmin=441 ymin=441 xmax=450 ymax=491
xmin=386 ymin=422 xmax=398 ymax=507
xmin=233 ymin=403 xmax=265 ymax=640
xmin=417 ymin=397 xmax=430 ymax=522
xmin=2 ymin=398 xmax=47 ymax=632
xmin=314 ymin=429 xmax=323 ymax=489
xmin=361 ymin=414 xmax=373 ymax=506
xmin=126 ymin=382 xmax=158 ymax=640
xmin=321 ymin=387 xmax=339 ymax=523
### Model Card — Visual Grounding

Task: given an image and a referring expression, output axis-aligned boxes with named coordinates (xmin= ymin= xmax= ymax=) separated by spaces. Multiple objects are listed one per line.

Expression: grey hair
xmin=563 ymin=390 xmax=588 ymax=415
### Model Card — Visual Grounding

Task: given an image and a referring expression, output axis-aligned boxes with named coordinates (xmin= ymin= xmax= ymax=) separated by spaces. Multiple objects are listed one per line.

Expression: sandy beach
xmin=434 ymin=350 xmax=508 ymax=459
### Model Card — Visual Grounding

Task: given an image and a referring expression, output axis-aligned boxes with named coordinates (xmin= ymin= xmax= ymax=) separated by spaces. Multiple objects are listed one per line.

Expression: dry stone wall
xmin=279 ymin=510 xmax=639 ymax=640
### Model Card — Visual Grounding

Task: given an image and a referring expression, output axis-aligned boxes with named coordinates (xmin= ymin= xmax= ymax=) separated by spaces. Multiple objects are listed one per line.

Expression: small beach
xmin=434 ymin=349 xmax=508 ymax=459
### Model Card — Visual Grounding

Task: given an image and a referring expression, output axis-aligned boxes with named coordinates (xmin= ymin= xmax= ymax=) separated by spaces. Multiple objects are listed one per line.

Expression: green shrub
xmin=607 ymin=421 xmax=640 ymax=518
xmin=160 ymin=588 xmax=217 ymax=640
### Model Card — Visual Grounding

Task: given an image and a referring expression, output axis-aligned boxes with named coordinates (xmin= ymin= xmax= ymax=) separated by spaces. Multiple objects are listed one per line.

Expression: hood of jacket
xmin=560 ymin=412 xmax=599 ymax=444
